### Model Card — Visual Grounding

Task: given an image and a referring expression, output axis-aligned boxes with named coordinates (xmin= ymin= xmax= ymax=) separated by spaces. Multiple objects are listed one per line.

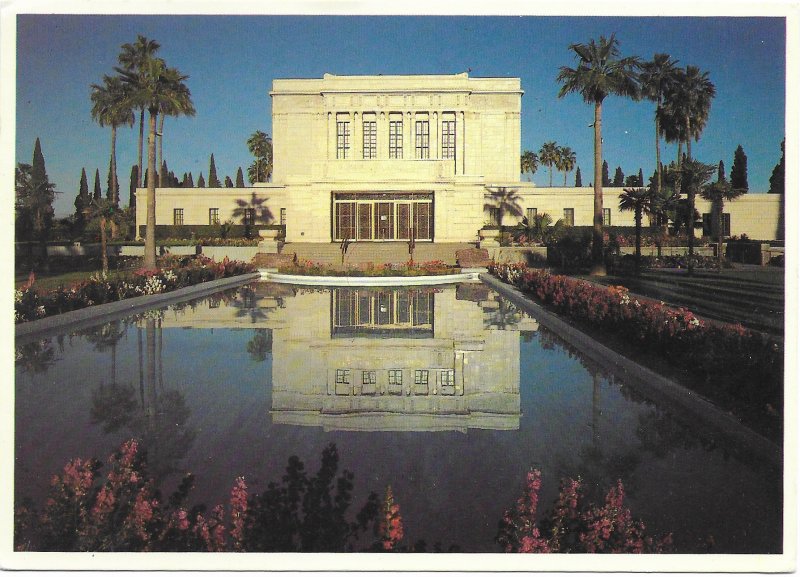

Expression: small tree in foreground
xmin=619 ymin=187 xmax=652 ymax=274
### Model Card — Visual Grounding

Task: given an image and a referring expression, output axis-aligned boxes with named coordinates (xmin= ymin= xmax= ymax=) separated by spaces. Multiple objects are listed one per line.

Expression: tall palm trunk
xmin=655 ymin=103 xmax=662 ymax=194
xmin=716 ymin=198 xmax=724 ymax=267
xmin=144 ymin=109 xmax=158 ymax=269
xmin=99 ymin=215 xmax=109 ymax=274
xmin=634 ymin=206 xmax=642 ymax=275
xmin=158 ymin=114 xmax=165 ymax=188
xmin=138 ymin=108 xmax=145 ymax=188
xmin=591 ymin=100 xmax=606 ymax=276
xmin=685 ymin=116 xmax=694 ymax=275
xmin=110 ymin=125 xmax=119 ymax=239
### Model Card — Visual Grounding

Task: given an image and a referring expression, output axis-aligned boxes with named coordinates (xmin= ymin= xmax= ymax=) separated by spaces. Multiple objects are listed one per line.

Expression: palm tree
xmin=639 ymin=54 xmax=679 ymax=196
xmin=157 ymin=67 xmax=196 ymax=187
xmin=557 ymin=34 xmax=640 ymax=276
xmin=618 ymin=187 xmax=651 ymax=273
xmin=675 ymin=159 xmax=716 ymax=274
xmin=117 ymin=56 xmax=194 ymax=269
xmin=699 ymin=176 xmax=746 ymax=267
xmin=558 ymin=146 xmax=577 ymax=186
xmin=90 ymin=75 xmax=135 ymax=208
xmin=484 ymin=187 xmax=523 ymax=227
xmin=84 ymin=197 xmax=118 ymax=274
xmin=520 ymin=150 xmax=538 ymax=182
xmin=661 ymin=65 xmax=715 ymax=164
xmin=247 ymin=130 xmax=273 ymax=183
xmin=118 ymin=35 xmax=161 ymax=188
xmin=538 ymin=141 xmax=559 ymax=187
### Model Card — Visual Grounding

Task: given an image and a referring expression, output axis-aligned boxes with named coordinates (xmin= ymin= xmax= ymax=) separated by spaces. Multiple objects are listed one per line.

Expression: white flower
xmin=36 ymin=305 xmax=47 ymax=318
xmin=163 ymin=269 xmax=177 ymax=282
xmin=689 ymin=318 xmax=700 ymax=327
xmin=143 ymin=275 xmax=165 ymax=295
xmin=14 ymin=290 xmax=23 ymax=304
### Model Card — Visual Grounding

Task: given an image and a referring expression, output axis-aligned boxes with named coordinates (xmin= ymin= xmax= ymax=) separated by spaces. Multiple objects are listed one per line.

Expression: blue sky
xmin=14 ymin=14 xmax=787 ymax=217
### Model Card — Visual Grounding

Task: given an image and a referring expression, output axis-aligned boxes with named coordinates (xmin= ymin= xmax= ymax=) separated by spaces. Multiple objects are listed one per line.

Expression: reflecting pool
xmin=14 ymin=282 xmax=782 ymax=553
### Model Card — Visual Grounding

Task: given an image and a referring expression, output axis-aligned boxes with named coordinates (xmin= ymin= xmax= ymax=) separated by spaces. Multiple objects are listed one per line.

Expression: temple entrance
xmin=333 ymin=192 xmax=433 ymax=241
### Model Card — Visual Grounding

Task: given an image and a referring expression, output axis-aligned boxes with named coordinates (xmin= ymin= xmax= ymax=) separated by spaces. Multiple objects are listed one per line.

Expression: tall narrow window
xmin=173 ymin=208 xmax=184 ymax=226
xmin=363 ymin=120 xmax=377 ymax=159
xmin=280 ymin=208 xmax=286 ymax=226
xmin=243 ymin=208 xmax=255 ymax=226
xmin=563 ymin=208 xmax=575 ymax=226
xmin=603 ymin=208 xmax=611 ymax=226
xmin=415 ymin=120 xmax=430 ymax=159
xmin=209 ymin=208 xmax=220 ymax=225
xmin=389 ymin=119 xmax=403 ymax=159
xmin=526 ymin=208 xmax=537 ymax=223
xmin=337 ymin=121 xmax=350 ymax=159
xmin=441 ymin=119 xmax=456 ymax=160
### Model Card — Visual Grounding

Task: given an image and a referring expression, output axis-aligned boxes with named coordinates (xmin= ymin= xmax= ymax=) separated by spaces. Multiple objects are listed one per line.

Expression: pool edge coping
xmin=15 ymin=272 xmax=261 ymax=343
xmin=260 ymin=270 xmax=484 ymax=286
xmin=480 ymin=272 xmax=782 ymax=467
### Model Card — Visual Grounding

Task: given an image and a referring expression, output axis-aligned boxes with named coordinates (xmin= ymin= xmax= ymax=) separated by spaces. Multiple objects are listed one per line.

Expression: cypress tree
xmin=768 ymin=140 xmax=784 ymax=195
xmin=638 ymin=168 xmax=644 ymax=187
xmin=74 ymin=168 xmax=89 ymax=226
xmin=93 ymin=169 xmax=103 ymax=202
xmin=613 ymin=166 xmax=624 ymax=187
xmin=601 ymin=161 xmax=610 ymax=187
xmin=718 ymin=160 xmax=725 ymax=182
xmin=161 ymin=161 xmax=169 ymax=186
xmin=575 ymin=166 xmax=582 ymax=187
xmin=129 ymin=165 xmax=138 ymax=208
xmin=197 ymin=172 xmax=206 ymax=188
xmin=236 ymin=167 xmax=245 ymax=187
xmin=106 ymin=160 xmax=119 ymax=205
xmin=624 ymin=174 xmax=638 ymax=187
xmin=225 ymin=176 xmax=234 ymax=187
xmin=208 ymin=154 xmax=221 ymax=187
xmin=31 ymin=137 xmax=49 ymax=186
xmin=187 ymin=172 xmax=194 ymax=188
xmin=730 ymin=145 xmax=748 ymax=191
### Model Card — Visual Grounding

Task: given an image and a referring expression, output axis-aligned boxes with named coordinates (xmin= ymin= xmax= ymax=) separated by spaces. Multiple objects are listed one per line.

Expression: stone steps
xmin=276 ymin=242 xmax=476 ymax=266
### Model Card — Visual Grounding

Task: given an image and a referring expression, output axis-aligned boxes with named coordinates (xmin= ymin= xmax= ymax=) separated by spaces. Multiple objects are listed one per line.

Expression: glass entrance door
xmin=357 ymin=204 xmax=372 ymax=240
xmin=375 ymin=202 xmax=394 ymax=240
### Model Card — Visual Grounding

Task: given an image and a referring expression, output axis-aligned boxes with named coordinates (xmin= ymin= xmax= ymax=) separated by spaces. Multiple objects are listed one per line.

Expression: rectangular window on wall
xmin=441 ymin=118 xmax=456 ymax=160
xmin=337 ymin=120 xmax=350 ymax=159
xmin=280 ymin=208 xmax=286 ymax=226
xmin=415 ymin=120 xmax=430 ymax=159
xmin=208 ymin=208 xmax=219 ymax=225
xmin=526 ymin=208 xmax=537 ymax=223
xmin=243 ymin=208 xmax=255 ymax=226
xmin=603 ymin=208 xmax=611 ymax=226
xmin=363 ymin=120 xmax=377 ymax=159
xmin=389 ymin=119 xmax=403 ymax=158
xmin=173 ymin=208 xmax=184 ymax=226
xmin=564 ymin=208 xmax=575 ymax=226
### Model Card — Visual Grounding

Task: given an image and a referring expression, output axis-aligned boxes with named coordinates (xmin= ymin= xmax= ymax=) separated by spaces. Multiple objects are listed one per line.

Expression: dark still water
xmin=14 ymin=282 xmax=782 ymax=553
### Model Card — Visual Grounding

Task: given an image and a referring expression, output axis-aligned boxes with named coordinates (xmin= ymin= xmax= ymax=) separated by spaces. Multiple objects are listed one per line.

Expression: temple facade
xmin=135 ymin=73 xmax=783 ymax=242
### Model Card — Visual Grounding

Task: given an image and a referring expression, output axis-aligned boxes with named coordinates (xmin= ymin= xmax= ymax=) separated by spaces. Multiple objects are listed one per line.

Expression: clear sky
xmin=13 ymin=12 xmax=787 ymax=217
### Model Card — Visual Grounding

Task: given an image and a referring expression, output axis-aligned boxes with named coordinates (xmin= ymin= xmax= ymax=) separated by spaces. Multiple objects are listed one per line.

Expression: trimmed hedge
xmin=138 ymin=224 xmax=284 ymax=240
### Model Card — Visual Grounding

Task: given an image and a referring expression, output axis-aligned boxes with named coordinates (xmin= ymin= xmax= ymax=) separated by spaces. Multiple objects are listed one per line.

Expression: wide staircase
xmin=267 ymin=242 xmax=477 ymax=266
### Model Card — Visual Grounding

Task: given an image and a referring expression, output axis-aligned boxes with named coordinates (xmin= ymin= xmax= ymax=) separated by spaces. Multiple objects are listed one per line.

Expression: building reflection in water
xmin=159 ymin=282 xmax=537 ymax=433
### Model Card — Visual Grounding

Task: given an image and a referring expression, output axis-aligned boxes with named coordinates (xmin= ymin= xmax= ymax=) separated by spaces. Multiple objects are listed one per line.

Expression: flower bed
xmin=14 ymin=255 xmax=255 ymax=323
xmin=489 ymin=262 xmax=783 ymax=425
xmin=277 ymin=259 xmax=459 ymax=277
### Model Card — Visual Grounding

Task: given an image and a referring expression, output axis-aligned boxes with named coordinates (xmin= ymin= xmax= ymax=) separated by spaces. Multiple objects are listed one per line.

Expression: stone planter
xmin=478 ymin=228 xmax=501 ymax=248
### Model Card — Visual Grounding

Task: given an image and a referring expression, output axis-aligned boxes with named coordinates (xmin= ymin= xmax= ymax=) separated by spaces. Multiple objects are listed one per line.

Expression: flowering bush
xmin=278 ymin=259 xmax=460 ymax=277
xmin=490 ymin=263 xmax=783 ymax=422
xmin=497 ymin=469 xmax=672 ymax=553
xmin=15 ymin=440 xmax=382 ymax=553
xmin=14 ymin=256 xmax=256 ymax=324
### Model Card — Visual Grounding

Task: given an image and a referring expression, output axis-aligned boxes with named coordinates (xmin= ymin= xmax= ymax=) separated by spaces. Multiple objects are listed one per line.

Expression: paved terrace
xmin=270 ymin=242 xmax=477 ymax=266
